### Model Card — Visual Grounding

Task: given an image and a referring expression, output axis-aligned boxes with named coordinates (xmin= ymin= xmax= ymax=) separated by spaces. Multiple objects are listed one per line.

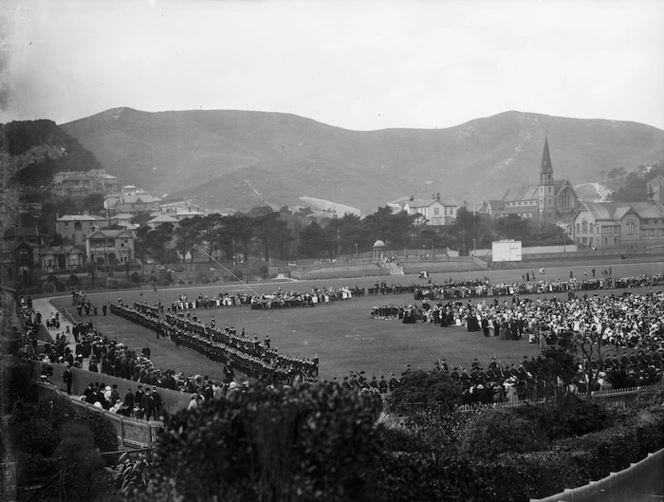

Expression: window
xmin=626 ymin=220 xmax=635 ymax=235
xmin=433 ymin=207 xmax=439 ymax=215
xmin=589 ymin=223 xmax=594 ymax=234
xmin=64 ymin=222 xmax=69 ymax=229
xmin=576 ymin=223 xmax=580 ymax=234
xmin=582 ymin=219 xmax=588 ymax=233
xmin=74 ymin=221 xmax=82 ymax=231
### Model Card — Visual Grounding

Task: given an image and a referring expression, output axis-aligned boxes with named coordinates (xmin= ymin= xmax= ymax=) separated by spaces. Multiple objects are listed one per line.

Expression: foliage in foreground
xmin=142 ymin=382 xmax=383 ymax=502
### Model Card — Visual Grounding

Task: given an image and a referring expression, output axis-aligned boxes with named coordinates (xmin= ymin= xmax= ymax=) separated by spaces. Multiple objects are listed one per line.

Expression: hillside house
xmin=397 ymin=194 xmax=458 ymax=226
xmin=40 ymin=245 xmax=86 ymax=273
xmin=105 ymin=185 xmax=161 ymax=215
xmin=1 ymin=240 xmax=39 ymax=281
xmin=53 ymin=169 xmax=120 ymax=198
xmin=56 ymin=214 xmax=110 ymax=246
xmin=86 ymin=229 xmax=135 ymax=265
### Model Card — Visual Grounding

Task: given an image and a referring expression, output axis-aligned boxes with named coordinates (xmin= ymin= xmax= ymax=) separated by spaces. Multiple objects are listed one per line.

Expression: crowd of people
xmin=111 ymin=301 xmax=319 ymax=384
xmin=413 ymin=273 xmax=664 ymax=301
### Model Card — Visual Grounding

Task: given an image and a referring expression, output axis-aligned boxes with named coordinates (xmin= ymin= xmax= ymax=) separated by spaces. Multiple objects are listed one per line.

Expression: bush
xmin=54 ymin=422 xmax=105 ymax=501
xmin=3 ymin=357 xmax=37 ymax=412
xmin=18 ymin=418 xmax=62 ymax=457
xmin=77 ymin=409 xmax=119 ymax=453
xmin=258 ymin=265 xmax=269 ymax=279
xmin=130 ymin=271 xmax=142 ymax=284
xmin=388 ymin=370 xmax=463 ymax=415
xmin=459 ymin=408 xmax=549 ymax=460
xmin=66 ymin=274 xmax=81 ymax=287
xmin=148 ymin=382 xmax=383 ymax=501
xmin=513 ymin=394 xmax=612 ymax=441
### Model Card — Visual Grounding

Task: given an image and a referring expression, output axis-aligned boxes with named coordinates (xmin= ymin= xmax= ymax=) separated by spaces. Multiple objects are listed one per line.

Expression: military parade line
xmin=110 ymin=301 xmax=319 ymax=384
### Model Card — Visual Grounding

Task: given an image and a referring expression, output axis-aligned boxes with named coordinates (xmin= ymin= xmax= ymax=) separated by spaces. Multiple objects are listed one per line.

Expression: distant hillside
xmin=60 ymin=108 xmax=664 ymax=212
xmin=2 ymin=119 xmax=104 ymax=187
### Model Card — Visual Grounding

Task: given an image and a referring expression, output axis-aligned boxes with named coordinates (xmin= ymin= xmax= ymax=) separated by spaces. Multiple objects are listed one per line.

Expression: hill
xmin=60 ymin=108 xmax=664 ymax=212
xmin=2 ymin=119 xmax=104 ymax=187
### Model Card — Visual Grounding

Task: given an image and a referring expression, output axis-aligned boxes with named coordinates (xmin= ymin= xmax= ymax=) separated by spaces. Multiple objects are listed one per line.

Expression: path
xmin=32 ymin=296 xmax=77 ymax=353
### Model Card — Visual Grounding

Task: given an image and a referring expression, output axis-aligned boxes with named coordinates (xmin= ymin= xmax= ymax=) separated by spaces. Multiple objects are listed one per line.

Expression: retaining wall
xmin=31 ymin=360 xmax=191 ymax=415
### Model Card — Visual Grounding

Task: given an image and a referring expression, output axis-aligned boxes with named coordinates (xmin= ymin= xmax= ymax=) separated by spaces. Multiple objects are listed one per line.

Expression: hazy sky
xmin=2 ymin=0 xmax=663 ymax=130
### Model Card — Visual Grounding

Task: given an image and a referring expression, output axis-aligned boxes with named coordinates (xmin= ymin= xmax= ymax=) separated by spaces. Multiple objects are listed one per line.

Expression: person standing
xmin=63 ymin=364 xmax=73 ymax=395
xmin=151 ymin=387 xmax=162 ymax=419
xmin=143 ymin=388 xmax=154 ymax=421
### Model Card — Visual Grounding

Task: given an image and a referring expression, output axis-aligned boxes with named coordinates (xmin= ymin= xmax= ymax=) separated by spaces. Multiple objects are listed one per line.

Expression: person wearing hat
xmin=63 ymin=364 xmax=73 ymax=395
xmin=151 ymin=386 xmax=162 ymax=419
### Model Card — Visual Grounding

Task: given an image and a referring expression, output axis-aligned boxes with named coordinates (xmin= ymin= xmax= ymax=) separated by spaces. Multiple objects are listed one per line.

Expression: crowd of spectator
xmin=414 ymin=273 xmax=664 ymax=301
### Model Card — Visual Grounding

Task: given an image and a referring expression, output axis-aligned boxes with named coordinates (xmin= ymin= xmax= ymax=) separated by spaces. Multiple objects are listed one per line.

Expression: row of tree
xmin=133 ymin=204 xmax=571 ymax=264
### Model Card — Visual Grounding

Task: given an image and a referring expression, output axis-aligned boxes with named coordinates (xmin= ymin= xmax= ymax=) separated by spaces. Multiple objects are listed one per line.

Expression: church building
xmin=484 ymin=138 xmax=579 ymax=223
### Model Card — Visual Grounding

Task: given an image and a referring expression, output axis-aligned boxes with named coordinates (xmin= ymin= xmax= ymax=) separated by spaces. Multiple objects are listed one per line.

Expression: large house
xmin=1 ymin=240 xmax=39 ymax=281
xmin=56 ymin=214 xmax=110 ymax=246
xmin=85 ymin=228 xmax=135 ymax=265
xmin=53 ymin=169 xmax=120 ymax=198
xmin=393 ymin=194 xmax=458 ymax=226
xmin=40 ymin=245 xmax=86 ymax=273
xmin=572 ymin=201 xmax=664 ymax=249
xmin=488 ymin=138 xmax=579 ymax=223
xmin=105 ymin=185 xmax=161 ymax=215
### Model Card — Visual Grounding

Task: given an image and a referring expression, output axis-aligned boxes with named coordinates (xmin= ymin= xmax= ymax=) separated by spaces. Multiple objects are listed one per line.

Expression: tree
xmin=459 ymin=408 xmax=548 ymax=459
xmin=298 ymin=220 xmax=330 ymax=258
xmin=388 ymin=370 xmax=463 ymax=415
xmin=81 ymin=193 xmax=105 ymax=214
xmin=145 ymin=382 xmax=383 ymax=501
xmin=253 ymin=210 xmax=292 ymax=261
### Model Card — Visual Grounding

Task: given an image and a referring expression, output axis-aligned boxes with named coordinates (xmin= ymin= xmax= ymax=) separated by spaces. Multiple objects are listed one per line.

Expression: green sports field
xmin=48 ymin=261 xmax=664 ymax=380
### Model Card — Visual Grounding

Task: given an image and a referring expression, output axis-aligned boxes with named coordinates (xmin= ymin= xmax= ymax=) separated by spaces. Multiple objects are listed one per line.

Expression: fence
xmin=454 ymin=385 xmax=655 ymax=413
xmin=34 ymin=381 xmax=162 ymax=449
xmin=530 ymin=447 xmax=664 ymax=502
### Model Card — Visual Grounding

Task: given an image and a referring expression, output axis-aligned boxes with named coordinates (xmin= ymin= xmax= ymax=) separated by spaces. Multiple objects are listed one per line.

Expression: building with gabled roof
xmin=56 ymin=214 xmax=110 ymax=246
xmin=85 ymin=228 xmax=135 ymax=265
xmin=40 ymin=245 xmax=86 ymax=273
xmin=104 ymin=185 xmax=161 ymax=215
xmin=395 ymin=194 xmax=458 ymax=225
xmin=572 ymin=201 xmax=664 ymax=248
xmin=493 ymin=138 xmax=579 ymax=223
xmin=147 ymin=214 xmax=180 ymax=229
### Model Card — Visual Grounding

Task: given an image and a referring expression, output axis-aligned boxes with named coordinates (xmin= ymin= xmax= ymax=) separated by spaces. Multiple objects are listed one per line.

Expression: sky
xmin=1 ymin=0 xmax=663 ymax=130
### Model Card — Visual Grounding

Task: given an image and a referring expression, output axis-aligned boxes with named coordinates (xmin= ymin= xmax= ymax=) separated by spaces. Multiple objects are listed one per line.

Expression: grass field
xmin=48 ymin=260 xmax=664 ymax=380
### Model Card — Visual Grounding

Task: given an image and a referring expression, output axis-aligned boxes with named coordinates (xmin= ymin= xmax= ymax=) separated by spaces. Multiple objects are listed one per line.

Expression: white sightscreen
xmin=491 ymin=240 xmax=522 ymax=262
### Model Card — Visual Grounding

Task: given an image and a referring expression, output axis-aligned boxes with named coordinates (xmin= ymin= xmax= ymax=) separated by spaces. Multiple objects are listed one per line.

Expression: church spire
xmin=540 ymin=136 xmax=553 ymax=184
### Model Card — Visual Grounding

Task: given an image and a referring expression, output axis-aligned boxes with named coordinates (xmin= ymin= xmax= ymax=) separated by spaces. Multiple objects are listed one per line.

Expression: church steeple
xmin=540 ymin=136 xmax=554 ymax=185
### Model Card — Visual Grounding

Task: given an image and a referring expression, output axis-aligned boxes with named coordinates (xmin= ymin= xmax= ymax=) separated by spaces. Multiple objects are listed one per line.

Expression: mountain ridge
xmin=60 ymin=108 xmax=664 ymax=212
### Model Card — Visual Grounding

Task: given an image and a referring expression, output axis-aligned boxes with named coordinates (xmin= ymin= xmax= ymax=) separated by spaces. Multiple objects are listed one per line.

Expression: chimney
xmin=409 ymin=195 xmax=414 ymax=201
xmin=436 ymin=192 xmax=440 ymax=201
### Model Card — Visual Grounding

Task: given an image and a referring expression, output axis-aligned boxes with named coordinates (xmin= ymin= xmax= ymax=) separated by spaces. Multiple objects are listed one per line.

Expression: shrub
xmin=147 ymin=382 xmax=383 ymax=501
xmin=130 ymin=271 xmax=142 ymax=284
xmin=54 ymin=422 xmax=105 ymax=501
xmin=459 ymin=408 xmax=549 ymax=460
xmin=18 ymin=418 xmax=61 ymax=457
xmin=66 ymin=274 xmax=81 ymax=287
xmin=3 ymin=357 xmax=37 ymax=412
xmin=77 ymin=409 xmax=119 ymax=453
xmin=388 ymin=370 xmax=463 ymax=415
xmin=259 ymin=265 xmax=269 ymax=279
xmin=513 ymin=394 xmax=612 ymax=441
